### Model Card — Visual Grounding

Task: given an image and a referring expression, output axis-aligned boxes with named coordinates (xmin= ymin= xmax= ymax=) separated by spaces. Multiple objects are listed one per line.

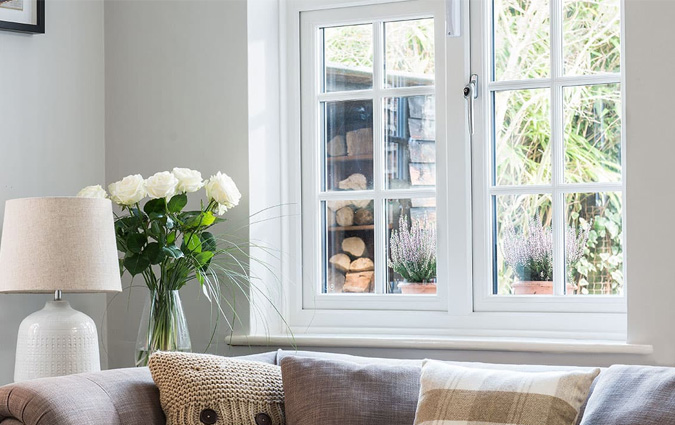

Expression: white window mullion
xmin=550 ymin=0 xmax=565 ymax=296
xmin=372 ymin=20 xmax=385 ymax=294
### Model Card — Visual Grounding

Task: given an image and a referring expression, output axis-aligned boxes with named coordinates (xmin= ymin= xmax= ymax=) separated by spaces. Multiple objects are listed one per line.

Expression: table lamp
xmin=0 ymin=197 xmax=122 ymax=382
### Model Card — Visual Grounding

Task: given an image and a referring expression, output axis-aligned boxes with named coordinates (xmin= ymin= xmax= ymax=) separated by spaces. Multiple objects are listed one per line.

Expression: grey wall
xmin=104 ymin=0 xmax=252 ymax=368
xmin=0 ymin=0 xmax=106 ymax=384
xmin=624 ymin=0 xmax=675 ymax=365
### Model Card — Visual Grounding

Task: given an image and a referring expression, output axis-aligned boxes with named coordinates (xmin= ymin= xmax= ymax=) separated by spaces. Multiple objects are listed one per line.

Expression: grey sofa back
xmin=0 ymin=349 xmax=672 ymax=425
xmin=0 ymin=367 xmax=163 ymax=425
xmin=0 ymin=351 xmax=276 ymax=425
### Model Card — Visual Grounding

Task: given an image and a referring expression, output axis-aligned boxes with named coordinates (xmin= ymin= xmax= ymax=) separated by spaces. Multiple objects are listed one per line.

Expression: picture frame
xmin=0 ymin=0 xmax=44 ymax=34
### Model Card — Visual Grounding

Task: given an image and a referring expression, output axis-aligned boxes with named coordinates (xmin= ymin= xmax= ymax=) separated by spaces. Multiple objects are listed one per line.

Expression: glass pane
xmin=494 ymin=89 xmax=551 ymax=185
xmin=495 ymin=194 xmax=553 ymax=295
xmin=323 ymin=24 xmax=373 ymax=92
xmin=323 ymin=100 xmax=373 ymax=191
xmin=563 ymin=0 xmax=621 ymax=76
xmin=566 ymin=192 xmax=623 ymax=295
xmin=386 ymin=198 xmax=437 ymax=294
xmin=323 ymin=200 xmax=375 ymax=294
xmin=384 ymin=19 xmax=435 ymax=88
xmin=385 ymin=95 xmax=436 ymax=189
xmin=564 ymin=84 xmax=622 ymax=183
xmin=493 ymin=0 xmax=550 ymax=81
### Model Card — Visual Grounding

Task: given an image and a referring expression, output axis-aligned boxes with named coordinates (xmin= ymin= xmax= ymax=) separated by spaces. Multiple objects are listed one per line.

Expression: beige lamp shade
xmin=0 ymin=197 xmax=122 ymax=293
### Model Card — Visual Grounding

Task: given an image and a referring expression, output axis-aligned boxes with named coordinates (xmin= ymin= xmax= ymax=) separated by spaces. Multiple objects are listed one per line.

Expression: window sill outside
xmin=227 ymin=334 xmax=653 ymax=355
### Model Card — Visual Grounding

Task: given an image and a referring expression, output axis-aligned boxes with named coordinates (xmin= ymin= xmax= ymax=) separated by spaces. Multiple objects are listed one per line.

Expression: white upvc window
xmin=282 ymin=0 xmax=626 ymax=338
xmin=471 ymin=0 xmax=626 ymax=313
xmin=298 ymin=0 xmax=460 ymax=315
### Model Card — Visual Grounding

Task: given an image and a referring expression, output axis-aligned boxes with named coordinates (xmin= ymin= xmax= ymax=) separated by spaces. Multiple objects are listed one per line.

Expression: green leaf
xmin=182 ymin=234 xmax=202 ymax=254
xmin=195 ymin=251 xmax=214 ymax=266
xmin=116 ymin=216 xmax=141 ymax=232
xmin=130 ymin=207 xmax=144 ymax=218
xmin=123 ymin=253 xmax=150 ymax=276
xmin=168 ymin=194 xmax=188 ymax=213
xmin=200 ymin=232 xmax=217 ymax=252
xmin=143 ymin=242 xmax=164 ymax=265
xmin=162 ymin=245 xmax=184 ymax=259
xmin=144 ymin=198 xmax=167 ymax=215
xmin=185 ymin=211 xmax=217 ymax=229
xmin=148 ymin=212 xmax=165 ymax=221
xmin=126 ymin=233 xmax=147 ymax=254
xmin=149 ymin=221 xmax=163 ymax=240
xmin=167 ymin=231 xmax=177 ymax=245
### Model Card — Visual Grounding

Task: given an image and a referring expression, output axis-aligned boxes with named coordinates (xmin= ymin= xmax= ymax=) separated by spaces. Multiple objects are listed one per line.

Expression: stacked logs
xmin=326 ymin=198 xmax=375 ymax=293
xmin=328 ymin=238 xmax=374 ymax=293
xmin=327 ymin=195 xmax=373 ymax=228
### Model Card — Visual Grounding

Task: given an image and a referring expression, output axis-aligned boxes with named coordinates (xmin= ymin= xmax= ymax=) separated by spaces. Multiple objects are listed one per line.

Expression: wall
xmin=624 ymin=0 xmax=675 ymax=366
xmin=0 ymin=0 xmax=106 ymax=384
xmin=104 ymin=0 xmax=252 ymax=368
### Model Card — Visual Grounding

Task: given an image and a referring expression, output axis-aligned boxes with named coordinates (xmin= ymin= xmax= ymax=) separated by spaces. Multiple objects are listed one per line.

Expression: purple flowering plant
xmin=503 ymin=215 xmax=590 ymax=282
xmin=388 ymin=214 xmax=436 ymax=283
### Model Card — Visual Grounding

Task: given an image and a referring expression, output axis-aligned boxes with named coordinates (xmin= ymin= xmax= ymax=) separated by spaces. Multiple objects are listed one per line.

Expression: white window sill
xmin=227 ymin=334 xmax=653 ymax=355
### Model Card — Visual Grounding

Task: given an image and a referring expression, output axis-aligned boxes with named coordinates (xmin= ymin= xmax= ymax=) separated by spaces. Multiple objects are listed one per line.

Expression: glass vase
xmin=135 ymin=289 xmax=192 ymax=367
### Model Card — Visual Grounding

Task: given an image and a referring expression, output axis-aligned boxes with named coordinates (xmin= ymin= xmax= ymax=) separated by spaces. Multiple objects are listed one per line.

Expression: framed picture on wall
xmin=0 ymin=0 xmax=44 ymax=34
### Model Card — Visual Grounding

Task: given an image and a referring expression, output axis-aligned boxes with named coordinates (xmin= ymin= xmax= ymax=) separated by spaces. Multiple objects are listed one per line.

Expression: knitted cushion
xmin=149 ymin=352 xmax=285 ymax=425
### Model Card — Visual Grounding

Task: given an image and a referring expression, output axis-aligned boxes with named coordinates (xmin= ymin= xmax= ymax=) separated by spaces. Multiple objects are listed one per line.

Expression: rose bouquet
xmin=78 ymin=168 xmax=246 ymax=366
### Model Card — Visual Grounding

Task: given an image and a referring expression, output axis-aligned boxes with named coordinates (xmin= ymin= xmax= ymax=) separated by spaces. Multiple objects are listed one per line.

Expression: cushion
xmin=280 ymin=355 xmax=421 ymax=425
xmin=149 ymin=352 xmax=285 ymax=425
xmin=579 ymin=364 xmax=675 ymax=425
xmin=415 ymin=360 xmax=600 ymax=425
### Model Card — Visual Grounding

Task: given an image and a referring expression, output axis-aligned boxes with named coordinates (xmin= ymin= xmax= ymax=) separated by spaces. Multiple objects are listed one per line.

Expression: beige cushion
xmin=415 ymin=360 xmax=600 ymax=425
xmin=149 ymin=352 xmax=285 ymax=425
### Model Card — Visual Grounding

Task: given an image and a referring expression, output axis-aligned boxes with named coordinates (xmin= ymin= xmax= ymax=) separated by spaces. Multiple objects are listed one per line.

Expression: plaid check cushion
xmin=415 ymin=360 xmax=600 ymax=425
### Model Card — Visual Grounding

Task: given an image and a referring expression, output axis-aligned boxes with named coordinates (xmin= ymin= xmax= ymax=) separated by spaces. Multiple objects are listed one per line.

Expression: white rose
xmin=145 ymin=171 xmax=179 ymax=199
xmin=172 ymin=167 xmax=204 ymax=193
xmin=108 ymin=174 xmax=146 ymax=206
xmin=205 ymin=171 xmax=241 ymax=213
xmin=77 ymin=185 xmax=108 ymax=199
xmin=215 ymin=203 xmax=228 ymax=215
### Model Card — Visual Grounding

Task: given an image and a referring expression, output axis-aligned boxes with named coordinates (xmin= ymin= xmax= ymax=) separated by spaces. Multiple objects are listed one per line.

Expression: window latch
xmin=463 ymin=74 xmax=478 ymax=135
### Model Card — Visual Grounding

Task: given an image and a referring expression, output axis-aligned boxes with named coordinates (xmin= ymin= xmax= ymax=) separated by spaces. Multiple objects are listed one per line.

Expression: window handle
xmin=463 ymin=74 xmax=478 ymax=135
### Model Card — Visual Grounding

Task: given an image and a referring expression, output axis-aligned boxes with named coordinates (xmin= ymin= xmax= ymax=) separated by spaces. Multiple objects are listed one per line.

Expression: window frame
xmin=299 ymin=0 xmax=452 ymax=313
xmin=470 ymin=0 xmax=627 ymax=314
xmin=278 ymin=0 xmax=627 ymax=339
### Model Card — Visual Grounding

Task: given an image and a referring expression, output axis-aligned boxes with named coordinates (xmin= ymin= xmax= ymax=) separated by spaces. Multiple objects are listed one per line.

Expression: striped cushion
xmin=415 ymin=360 xmax=600 ymax=425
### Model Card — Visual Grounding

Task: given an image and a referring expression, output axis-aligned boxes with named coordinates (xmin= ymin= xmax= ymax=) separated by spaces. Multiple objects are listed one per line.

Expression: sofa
xmin=1 ymin=349 xmax=674 ymax=425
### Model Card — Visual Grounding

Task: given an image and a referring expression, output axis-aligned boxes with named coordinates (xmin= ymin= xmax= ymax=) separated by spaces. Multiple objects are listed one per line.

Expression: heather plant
xmin=503 ymin=215 xmax=590 ymax=282
xmin=388 ymin=215 xmax=436 ymax=283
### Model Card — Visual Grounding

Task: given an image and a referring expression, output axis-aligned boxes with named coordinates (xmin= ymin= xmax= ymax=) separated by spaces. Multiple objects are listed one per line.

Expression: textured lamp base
xmin=14 ymin=300 xmax=101 ymax=382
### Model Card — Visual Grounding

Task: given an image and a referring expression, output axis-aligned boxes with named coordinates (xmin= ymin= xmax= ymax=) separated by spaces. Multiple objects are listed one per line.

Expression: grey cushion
xmin=280 ymin=355 xmax=421 ymax=425
xmin=579 ymin=364 xmax=675 ymax=425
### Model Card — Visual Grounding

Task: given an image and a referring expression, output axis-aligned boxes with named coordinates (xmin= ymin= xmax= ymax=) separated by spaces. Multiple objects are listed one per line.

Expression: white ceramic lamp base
xmin=14 ymin=300 xmax=101 ymax=382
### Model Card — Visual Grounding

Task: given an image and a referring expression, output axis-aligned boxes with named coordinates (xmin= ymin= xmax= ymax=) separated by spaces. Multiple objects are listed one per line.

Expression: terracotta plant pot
xmin=399 ymin=283 xmax=437 ymax=294
xmin=512 ymin=281 xmax=576 ymax=295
